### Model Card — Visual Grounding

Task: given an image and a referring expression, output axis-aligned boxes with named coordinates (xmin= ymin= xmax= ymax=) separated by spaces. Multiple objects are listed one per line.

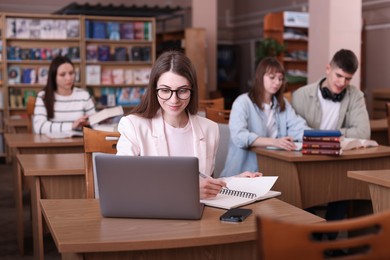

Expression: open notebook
xmin=201 ymin=176 xmax=280 ymax=209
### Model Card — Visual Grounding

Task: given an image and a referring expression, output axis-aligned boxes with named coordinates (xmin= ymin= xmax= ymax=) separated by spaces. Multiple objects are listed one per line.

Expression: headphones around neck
xmin=319 ymin=79 xmax=346 ymax=102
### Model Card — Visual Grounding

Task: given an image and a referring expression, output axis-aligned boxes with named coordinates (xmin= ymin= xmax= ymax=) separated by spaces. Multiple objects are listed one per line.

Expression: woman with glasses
xmin=116 ymin=50 xmax=259 ymax=199
xmin=220 ymin=57 xmax=309 ymax=178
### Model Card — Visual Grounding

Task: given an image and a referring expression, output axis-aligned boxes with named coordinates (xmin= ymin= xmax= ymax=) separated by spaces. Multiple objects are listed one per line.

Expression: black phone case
xmin=219 ymin=208 xmax=253 ymax=222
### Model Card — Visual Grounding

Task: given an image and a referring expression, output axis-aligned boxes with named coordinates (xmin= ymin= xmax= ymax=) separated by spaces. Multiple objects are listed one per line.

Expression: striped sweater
xmin=33 ymin=87 xmax=96 ymax=134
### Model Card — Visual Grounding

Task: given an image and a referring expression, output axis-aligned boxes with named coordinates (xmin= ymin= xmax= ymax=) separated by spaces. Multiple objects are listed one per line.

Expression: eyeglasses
xmin=156 ymin=88 xmax=192 ymax=100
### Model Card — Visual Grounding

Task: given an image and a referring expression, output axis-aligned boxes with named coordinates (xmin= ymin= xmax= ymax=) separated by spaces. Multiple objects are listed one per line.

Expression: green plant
xmin=255 ymin=38 xmax=285 ymax=64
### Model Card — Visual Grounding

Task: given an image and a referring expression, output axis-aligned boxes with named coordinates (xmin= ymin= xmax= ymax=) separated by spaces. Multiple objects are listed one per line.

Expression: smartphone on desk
xmin=220 ymin=208 xmax=253 ymax=223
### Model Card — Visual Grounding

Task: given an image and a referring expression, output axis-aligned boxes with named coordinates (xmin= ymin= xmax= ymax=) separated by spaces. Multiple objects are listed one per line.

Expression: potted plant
xmin=255 ymin=38 xmax=285 ymax=65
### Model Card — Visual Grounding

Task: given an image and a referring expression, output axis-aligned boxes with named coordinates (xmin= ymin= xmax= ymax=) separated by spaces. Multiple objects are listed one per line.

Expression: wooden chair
xmin=256 ymin=210 xmax=390 ymax=260
xmin=26 ymin=96 xmax=36 ymax=133
xmin=387 ymin=102 xmax=390 ymax=145
xmin=199 ymin=97 xmax=225 ymax=111
xmin=83 ymin=127 xmax=120 ymax=199
xmin=205 ymin=107 xmax=231 ymax=124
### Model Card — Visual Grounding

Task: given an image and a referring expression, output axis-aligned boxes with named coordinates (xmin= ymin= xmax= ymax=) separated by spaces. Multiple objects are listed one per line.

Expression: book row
xmin=94 ymin=87 xmax=146 ymax=107
xmin=87 ymin=45 xmax=151 ymax=62
xmin=8 ymin=88 xmax=37 ymax=109
xmin=85 ymin=20 xmax=153 ymax=41
xmin=8 ymin=65 xmax=80 ymax=85
xmin=7 ymin=46 xmax=80 ymax=61
xmin=302 ymin=130 xmax=342 ymax=156
xmin=6 ymin=18 xmax=80 ymax=39
xmin=86 ymin=65 xmax=150 ymax=86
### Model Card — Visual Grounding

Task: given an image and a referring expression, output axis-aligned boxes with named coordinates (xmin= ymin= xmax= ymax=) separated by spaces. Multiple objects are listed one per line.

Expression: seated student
xmin=33 ymin=56 xmax=96 ymax=134
xmin=116 ymin=50 xmax=260 ymax=199
xmin=291 ymin=49 xmax=370 ymax=241
xmin=220 ymin=57 xmax=309 ymax=178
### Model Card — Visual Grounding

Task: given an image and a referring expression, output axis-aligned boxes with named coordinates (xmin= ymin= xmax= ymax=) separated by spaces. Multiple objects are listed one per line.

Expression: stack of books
xmin=302 ymin=130 xmax=343 ymax=156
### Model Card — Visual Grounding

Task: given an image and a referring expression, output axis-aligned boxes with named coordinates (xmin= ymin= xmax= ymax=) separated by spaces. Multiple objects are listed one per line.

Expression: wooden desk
xmin=348 ymin=169 xmax=390 ymax=213
xmin=252 ymin=146 xmax=390 ymax=209
xmin=17 ymin=153 xmax=85 ymax=260
xmin=41 ymin=198 xmax=324 ymax=260
xmin=3 ymin=118 xmax=29 ymax=163
xmin=370 ymin=118 xmax=388 ymax=146
xmin=6 ymin=134 xmax=84 ymax=257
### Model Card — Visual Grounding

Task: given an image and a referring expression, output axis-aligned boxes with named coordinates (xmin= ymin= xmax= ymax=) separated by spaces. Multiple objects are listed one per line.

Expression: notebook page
xmin=225 ymin=176 xmax=278 ymax=197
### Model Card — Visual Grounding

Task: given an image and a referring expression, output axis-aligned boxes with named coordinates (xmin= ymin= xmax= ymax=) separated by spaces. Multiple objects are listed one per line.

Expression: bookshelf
xmin=263 ymin=11 xmax=309 ymax=92
xmin=0 ymin=13 xmax=4 ymax=160
xmin=84 ymin=15 xmax=155 ymax=110
xmin=156 ymin=28 xmax=207 ymax=99
xmin=0 ymin=12 xmax=156 ymax=124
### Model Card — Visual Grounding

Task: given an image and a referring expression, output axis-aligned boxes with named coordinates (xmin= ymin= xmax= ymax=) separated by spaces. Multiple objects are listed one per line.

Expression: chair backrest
xmin=83 ymin=127 xmax=120 ymax=198
xmin=256 ymin=210 xmax=390 ymax=259
xmin=387 ymin=102 xmax=390 ymax=145
xmin=26 ymin=96 xmax=36 ymax=133
xmin=199 ymin=97 xmax=224 ymax=111
xmin=205 ymin=107 xmax=231 ymax=124
xmin=214 ymin=123 xmax=230 ymax=178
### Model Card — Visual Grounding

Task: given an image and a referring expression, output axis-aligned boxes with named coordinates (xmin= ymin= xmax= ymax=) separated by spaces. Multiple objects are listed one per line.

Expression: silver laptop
xmin=94 ymin=154 xmax=204 ymax=220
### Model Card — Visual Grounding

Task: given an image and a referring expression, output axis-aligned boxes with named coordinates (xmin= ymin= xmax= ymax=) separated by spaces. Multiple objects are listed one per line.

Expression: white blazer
xmin=116 ymin=109 xmax=219 ymax=176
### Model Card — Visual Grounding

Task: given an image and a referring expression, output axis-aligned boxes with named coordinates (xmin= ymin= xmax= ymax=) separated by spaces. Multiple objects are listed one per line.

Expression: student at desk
xmin=116 ymin=50 xmax=260 ymax=199
xmin=33 ymin=56 xmax=96 ymax=134
xmin=220 ymin=57 xmax=309 ymax=178
xmin=291 ymin=49 xmax=370 ymax=240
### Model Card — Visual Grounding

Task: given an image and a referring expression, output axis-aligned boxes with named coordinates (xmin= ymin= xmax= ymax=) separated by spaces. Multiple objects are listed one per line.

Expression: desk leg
xmin=30 ymin=177 xmax=44 ymax=260
xmin=14 ymin=161 xmax=24 ymax=255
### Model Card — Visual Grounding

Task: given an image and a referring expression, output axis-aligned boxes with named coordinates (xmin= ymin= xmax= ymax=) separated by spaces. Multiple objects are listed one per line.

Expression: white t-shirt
xmin=263 ymin=103 xmax=277 ymax=138
xmin=164 ymin=120 xmax=194 ymax=156
xmin=318 ymin=87 xmax=340 ymax=130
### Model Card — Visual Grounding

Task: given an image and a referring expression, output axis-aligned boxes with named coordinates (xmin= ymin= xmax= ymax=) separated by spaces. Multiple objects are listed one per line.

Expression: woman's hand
xmin=72 ymin=115 xmax=89 ymax=130
xmin=274 ymin=136 xmax=297 ymax=151
xmin=199 ymin=176 xmax=226 ymax=199
xmin=237 ymin=171 xmax=262 ymax=178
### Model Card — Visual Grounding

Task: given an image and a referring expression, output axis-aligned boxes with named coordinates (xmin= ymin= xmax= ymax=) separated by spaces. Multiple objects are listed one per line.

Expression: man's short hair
xmin=330 ymin=49 xmax=359 ymax=74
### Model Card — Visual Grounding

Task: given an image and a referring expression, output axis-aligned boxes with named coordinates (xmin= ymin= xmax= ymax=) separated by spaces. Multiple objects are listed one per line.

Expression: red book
xmin=303 ymin=136 xmax=343 ymax=143
xmin=302 ymin=141 xmax=341 ymax=150
xmin=302 ymin=148 xmax=342 ymax=156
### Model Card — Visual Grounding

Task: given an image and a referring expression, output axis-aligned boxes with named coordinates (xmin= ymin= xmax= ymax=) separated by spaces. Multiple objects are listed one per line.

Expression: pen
xmin=199 ymin=172 xmax=210 ymax=179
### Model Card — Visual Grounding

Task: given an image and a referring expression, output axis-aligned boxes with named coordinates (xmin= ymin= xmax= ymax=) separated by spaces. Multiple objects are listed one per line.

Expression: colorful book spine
xmin=303 ymin=136 xmax=343 ymax=143
xmin=303 ymin=129 xmax=342 ymax=137
xmin=302 ymin=148 xmax=342 ymax=156
xmin=302 ymin=141 xmax=341 ymax=149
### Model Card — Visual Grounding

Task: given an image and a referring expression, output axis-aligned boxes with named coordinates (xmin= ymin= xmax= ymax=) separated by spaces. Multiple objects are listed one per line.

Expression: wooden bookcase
xmin=156 ymin=28 xmax=207 ymax=99
xmin=83 ymin=15 xmax=155 ymax=111
xmin=0 ymin=13 xmax=156 ymax=121
xmin=263 ymin=11 xmax=309 ymax=92
xmin=0 ymin=13 xmax=4 ymax=160
xmin=372 ymin=88 xmax=390 ymax=119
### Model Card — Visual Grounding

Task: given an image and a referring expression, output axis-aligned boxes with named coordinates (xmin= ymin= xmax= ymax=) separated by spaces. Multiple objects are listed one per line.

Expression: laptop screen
xmin=95 ymin=154 xmax=204 ymax=220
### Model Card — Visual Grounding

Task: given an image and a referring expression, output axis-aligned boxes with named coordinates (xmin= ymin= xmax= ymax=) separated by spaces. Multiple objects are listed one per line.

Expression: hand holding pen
xmin=199 ymin=173 xmax=227 ymax=199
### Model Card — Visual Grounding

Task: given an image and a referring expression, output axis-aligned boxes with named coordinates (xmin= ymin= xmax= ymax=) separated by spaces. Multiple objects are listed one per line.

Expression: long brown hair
xmin=248 ymin=57 xmax=286 ymax=111
xmin=132 ymin=50 xmax=199 ymax=118
xmin=43 ymin=56 xmax=74 ymax=119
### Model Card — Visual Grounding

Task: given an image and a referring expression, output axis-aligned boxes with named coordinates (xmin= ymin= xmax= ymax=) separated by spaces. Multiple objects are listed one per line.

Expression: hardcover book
xmin=120 ymin=22 xmax=134 ymax=40
xmin=302 ymin=148 xmax=342 ymax=156
xmin=302 ymin=141 xmax=341 ymax=150
xmin=92 ymin=21 xmax=107 ymax=39
xmin=40 ymin=19 xmax=54 ymax=39
xmin=97 ymin=45 xmax=111 ymax=61
xmin=67 ymin=20 xmax=80 ymax=38
xmin=15 ymin=18 xmax=31 ymax=38
xmin=101 ymin=67 xmax=113 ymax=85
xmin=8 ymin=66 xmax=21 ymax=85
xmin=89 ymin=106 xmax=124 ymax=126
xmin=38 ymin=67 xmax=49 ymax=85
xmin=29 ymin=19 xmax=41 ymax=39
xmin=107 ymin=22 xmax=120 ymax=40
xmin=86 ymin=45 xmax=98 ymax=61
xmin=303 ymin=129 xmax=342 ymax=137
xmin=114 ymin=46 xmax=127 ymax=61
xmin=86 ymin=65 xmax=101 ymax=85
xmin=303 ymin=136 xmax=343 ymax=143
xmin=112 ymin=68 xmax=124 ymax=85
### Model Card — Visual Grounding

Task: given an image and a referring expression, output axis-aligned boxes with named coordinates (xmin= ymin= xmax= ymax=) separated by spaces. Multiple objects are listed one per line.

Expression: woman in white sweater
xmin=33 ymin=56 xmax=95 ymax=134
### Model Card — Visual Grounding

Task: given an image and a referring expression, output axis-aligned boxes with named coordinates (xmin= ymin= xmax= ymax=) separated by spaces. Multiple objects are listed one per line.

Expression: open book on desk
xmin=200 ymin=176 xmax=280 ymax=209
xmin=266 ymin=142 xmax=302 ymax=151
xmin=341 ymin=138 xmax=378 ymax=151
